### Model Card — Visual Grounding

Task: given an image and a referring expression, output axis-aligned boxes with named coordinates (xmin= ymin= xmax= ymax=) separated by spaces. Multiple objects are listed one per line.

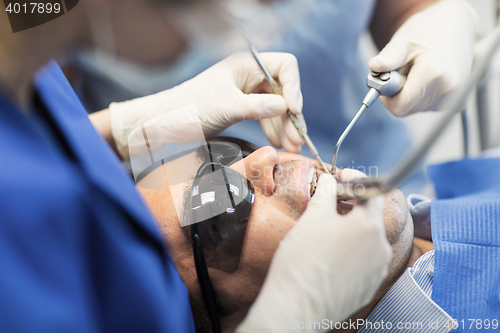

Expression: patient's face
xmin=139 ymin=145 xmax=414 ymax=316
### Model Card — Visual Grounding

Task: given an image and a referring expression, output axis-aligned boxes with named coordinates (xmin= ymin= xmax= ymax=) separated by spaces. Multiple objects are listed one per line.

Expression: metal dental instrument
xmin=244 ymin=37 xmax=330 ymax=173
xmin=331 ymin=70 xmax=406 ymax=173
xmin=335 ymin=25 xmax=500 ymax=201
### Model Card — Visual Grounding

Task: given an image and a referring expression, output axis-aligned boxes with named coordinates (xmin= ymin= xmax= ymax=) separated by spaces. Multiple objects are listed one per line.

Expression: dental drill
xmin=331 ymin=70 xmax=406 ymax=172
xmin=336 ymin=25 xmax=500 ymax=202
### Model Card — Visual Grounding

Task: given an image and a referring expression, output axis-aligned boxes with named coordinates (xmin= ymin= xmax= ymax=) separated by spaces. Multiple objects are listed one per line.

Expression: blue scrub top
xmin=0 ymin=61 xmax=195 ymax=332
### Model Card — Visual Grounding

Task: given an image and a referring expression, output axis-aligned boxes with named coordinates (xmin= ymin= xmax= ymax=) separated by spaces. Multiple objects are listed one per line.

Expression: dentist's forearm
xmin=370 ymin=0 xmax=438 ymax=49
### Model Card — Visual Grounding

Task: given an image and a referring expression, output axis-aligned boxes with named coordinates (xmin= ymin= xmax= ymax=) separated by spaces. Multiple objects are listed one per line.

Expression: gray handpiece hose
xmin=331 ymin=71 xmax=406 ymax=173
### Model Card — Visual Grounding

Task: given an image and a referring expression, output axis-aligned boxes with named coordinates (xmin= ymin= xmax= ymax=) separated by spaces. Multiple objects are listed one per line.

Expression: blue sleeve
xmin=0 ymin=61 xmax=195 ymax=332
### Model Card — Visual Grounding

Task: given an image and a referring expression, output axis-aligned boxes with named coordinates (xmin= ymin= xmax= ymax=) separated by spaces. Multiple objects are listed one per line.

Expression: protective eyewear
xmin=186 ymin=137 xmax=258 ymax=333
xmin=187 ymin=137 xmax=259 ymax=273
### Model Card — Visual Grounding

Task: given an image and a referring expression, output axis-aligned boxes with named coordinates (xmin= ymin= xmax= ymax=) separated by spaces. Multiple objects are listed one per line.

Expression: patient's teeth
xmin=308 ymin=168 xmax=318 ymax=197
xmin=307 ymin=168 xmax=315 ymax=188
xmin=310 ymin=171 xmax=318 ymax=196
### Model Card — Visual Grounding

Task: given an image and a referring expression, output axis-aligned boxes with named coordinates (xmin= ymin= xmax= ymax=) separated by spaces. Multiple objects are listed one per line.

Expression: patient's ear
xmin=208 ymin=268 xmax=258 ymax=325
xmin=137 ymin=186 xmax=197 ymax=285
xmin=211 ymin=265 xmax=261 ymax=303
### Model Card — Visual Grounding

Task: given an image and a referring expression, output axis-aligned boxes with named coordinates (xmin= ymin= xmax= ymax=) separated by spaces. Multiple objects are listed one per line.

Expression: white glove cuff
xmin=113 ymin=103 xmax=205 ymax=161
xmin=426 ymin=0 xmax=478 ymax=27
xmin=109 ymin=89 xmax=180 ymax=160
xmin=109 ymin=101 xmax=130 ymax=160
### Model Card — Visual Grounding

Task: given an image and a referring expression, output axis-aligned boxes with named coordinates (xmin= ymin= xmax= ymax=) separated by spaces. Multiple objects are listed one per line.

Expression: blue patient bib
xmin=429 ymin=158 xmax=500 ymax=331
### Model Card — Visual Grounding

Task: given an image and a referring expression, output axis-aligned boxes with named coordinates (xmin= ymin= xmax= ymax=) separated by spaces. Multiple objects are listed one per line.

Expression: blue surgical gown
xmin=0 ymin=61 xmax=195 ymax=332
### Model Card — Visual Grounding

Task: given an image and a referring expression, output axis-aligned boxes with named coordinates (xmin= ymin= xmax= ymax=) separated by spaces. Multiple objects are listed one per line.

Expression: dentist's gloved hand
xmin=369 ymin=0 xmax=476 ymax=117
xmin=110 ymin=52 xmax=304 ymax=160
xmin=237 ymin=174 xmax=391 ymax=333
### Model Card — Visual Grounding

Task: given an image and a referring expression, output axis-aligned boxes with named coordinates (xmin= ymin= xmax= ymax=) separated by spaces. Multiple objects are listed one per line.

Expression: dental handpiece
xmin=335 ymin=25 xmax=500 ymax=202
xmin=330 ymin=71 xmax=406 ymax=174
xmin=245 ymin=39 xmax=330 ymax=174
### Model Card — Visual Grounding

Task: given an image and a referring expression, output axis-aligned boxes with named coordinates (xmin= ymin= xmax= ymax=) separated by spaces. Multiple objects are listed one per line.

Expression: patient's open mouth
xmin=307 ymin=167 xmax=318 ymax=197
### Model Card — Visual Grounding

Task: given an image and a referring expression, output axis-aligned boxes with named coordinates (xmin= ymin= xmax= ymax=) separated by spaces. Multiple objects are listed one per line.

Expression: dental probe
xmin=245 ymin=39 xmax=330 ymax=173
xmin=331 ymin=71 xmax=406 ymax=173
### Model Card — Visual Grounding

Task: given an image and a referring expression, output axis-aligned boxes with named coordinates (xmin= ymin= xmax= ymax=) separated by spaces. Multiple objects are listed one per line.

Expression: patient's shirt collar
xmin=358 ymin=251 xmax=454 ymax=333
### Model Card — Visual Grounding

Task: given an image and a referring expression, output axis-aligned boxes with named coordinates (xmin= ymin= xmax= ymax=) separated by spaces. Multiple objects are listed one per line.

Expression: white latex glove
xmin=369 ymin=0 xmax=477 ymax=117
xmin=110 ymin=52 xmax=304 ymax=160
xmin=237 ymin=174 xmax=391 ymax=333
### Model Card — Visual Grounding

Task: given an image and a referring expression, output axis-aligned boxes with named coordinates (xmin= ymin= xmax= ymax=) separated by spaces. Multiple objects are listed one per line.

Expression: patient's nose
xmin=230 ymin=146 xmax=280 ymax=196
